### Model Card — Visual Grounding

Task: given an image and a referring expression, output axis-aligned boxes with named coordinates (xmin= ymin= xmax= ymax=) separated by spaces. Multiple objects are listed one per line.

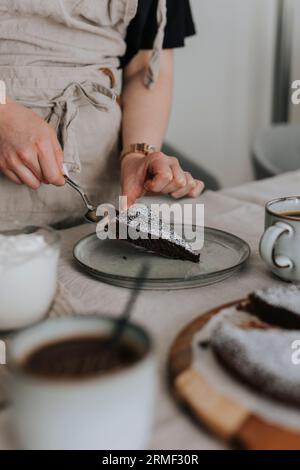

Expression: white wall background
xmin=166 ymin=0 xmax=277 ymax=188
xmin=290 ymin=0 xmax=300 ymax=123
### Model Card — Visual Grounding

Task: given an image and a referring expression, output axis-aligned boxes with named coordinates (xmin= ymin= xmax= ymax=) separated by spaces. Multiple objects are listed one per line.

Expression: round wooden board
xmin=167 ymin=300 xmax=300 ymax=450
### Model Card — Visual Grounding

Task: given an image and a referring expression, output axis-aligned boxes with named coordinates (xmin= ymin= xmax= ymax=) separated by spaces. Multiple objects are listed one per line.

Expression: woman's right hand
xmin=0 ymin=99 xmax=65 ymax=189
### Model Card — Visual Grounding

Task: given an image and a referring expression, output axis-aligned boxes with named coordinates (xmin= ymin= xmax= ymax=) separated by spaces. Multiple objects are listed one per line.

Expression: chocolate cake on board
xmin=210 ymin=285 xmax=300 ymax=405
xmin=211 ymin=310 xmax=300 ymax=406
xmin=246 ymin=285 xmax=300 ymax=329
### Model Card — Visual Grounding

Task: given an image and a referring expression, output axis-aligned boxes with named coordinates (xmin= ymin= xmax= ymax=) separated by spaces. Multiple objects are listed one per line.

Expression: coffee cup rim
xmin=8 ymin=314 xmax=154 ymax=385
xmin=265 ymin=196 xmax=300 ymax=221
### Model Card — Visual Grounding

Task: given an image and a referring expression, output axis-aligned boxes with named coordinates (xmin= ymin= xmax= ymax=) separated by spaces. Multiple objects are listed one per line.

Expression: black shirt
xmin=121 ymin=0 xmax=196 ymax=67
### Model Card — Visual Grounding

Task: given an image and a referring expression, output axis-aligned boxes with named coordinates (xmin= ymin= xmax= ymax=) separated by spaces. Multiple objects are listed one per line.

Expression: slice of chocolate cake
xmin=115 ymin=206 xmax=200 ymax=263
xmin=211 ymin=312 xmax=300 ymax=405
xmin=246 ymin=285 xmax=300 ymax=329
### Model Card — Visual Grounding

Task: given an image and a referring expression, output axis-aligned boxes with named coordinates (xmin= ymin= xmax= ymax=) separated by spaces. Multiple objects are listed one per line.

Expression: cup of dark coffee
xmin=8 ymin=316 xmax=155 ymax=450
xmin=260 ymin=196 xmax=300 ymax=281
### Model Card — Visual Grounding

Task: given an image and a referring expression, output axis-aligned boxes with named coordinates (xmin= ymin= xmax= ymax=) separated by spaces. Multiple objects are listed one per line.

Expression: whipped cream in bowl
xmin=0 ymin=224 xmax=60 ymax=330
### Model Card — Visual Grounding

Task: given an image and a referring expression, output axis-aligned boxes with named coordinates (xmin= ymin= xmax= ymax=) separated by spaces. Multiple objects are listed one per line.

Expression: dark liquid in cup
xmin=21 ymin=336 xmax=144 ymax=379
xmin=281 ymin=211 xmax=300 ymax=219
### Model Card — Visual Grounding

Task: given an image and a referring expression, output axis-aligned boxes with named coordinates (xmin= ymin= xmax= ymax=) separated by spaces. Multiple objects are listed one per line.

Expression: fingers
xmin=12 ymin=160 xmax=41 ymax=189
xmin=128 ymin=153 xmax=204 ymax=202
xmin=0 ymin=99 xmax=65 ymax=189
xmin=36 ymin=137 xmax=65 ymax=186
xmin=171 ymin=172 xmax=195 ymax=199
xmin=144 ymin=153 xmax=173 ymax=193
xmin=160 ymin=157 xmax=186 ymax=194
xmin=188 ymin=180 xmax=205 ymax=198
xmin=1 ymin=153 xmax=41 ymax=189
xmin=120 ymin=155 xmax=148 ymax=208
xmin=121 ymin=175 xmax=145 ymax=209
xmin=18 ymin=147 xmax=44 ymax=182
xmin=1 ymin=168 xmax=23 ymax=185
xmin=137 ymin=153 xmax=205 ymax=200
xmin=171 ymin=172 xmax=205 ymax=199
xmin=3 ymin=136 xmax=65 ymax=189
xmin=122 ymin=185 xmax=144 ymax=209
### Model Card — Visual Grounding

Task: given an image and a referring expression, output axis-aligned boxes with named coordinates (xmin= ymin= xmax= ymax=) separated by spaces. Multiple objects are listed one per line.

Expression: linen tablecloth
xmin=1 ymin=170 xmax=300 ymax=450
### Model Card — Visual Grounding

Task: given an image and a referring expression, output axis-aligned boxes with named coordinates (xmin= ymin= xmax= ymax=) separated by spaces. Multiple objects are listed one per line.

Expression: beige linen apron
xmin=0 ymin=0 xmax=167 ymax=225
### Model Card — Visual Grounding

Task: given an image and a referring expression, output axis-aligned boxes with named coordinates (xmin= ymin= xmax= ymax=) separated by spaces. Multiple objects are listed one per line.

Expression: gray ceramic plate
xmin=73 ymin=226 xmax=250 ymax=290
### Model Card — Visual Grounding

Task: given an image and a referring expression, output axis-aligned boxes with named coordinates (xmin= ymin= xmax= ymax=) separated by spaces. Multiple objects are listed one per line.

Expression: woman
xmin=0 ymin=0 xmax=204 ymax=225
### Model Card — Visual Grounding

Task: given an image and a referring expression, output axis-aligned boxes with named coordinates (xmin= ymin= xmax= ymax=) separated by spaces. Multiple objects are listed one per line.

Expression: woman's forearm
xmin=122 ymin=50 xmax=174 ymax=150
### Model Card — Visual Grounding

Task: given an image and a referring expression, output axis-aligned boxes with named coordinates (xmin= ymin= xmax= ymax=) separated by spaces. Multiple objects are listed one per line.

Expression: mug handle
xmin=259 ymin=221 xmax=293 ymax=269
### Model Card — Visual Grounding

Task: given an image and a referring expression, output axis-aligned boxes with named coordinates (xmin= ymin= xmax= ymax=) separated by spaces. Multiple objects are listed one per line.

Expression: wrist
xmin=120 ymin=143 xmax=156 ymax=163
xmin=120 ymin=151 xmax=146 ymax=165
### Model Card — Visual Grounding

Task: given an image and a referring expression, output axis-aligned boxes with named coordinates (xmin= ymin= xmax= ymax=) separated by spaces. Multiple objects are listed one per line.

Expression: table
xmin=1 ymin=170 xmax=300 ymax=450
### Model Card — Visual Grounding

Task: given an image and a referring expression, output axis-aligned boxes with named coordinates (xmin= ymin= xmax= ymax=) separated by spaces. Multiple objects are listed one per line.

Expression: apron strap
xmin=19 ymin=80 xmax=117 ymax=175
xmin=144 ymin=0 xmax=167 ymax=89
xmin=49 ymin=81 xmax=116 ymax=174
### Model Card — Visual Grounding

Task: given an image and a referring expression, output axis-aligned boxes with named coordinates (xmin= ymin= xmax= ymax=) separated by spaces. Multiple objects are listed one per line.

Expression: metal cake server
xmin=64 ymin=175 xmax=101 ymax=223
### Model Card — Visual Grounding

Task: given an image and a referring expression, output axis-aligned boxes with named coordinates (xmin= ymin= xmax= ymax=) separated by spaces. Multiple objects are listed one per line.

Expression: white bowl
xmin=0 ymin=224 xmax=59 ymax=330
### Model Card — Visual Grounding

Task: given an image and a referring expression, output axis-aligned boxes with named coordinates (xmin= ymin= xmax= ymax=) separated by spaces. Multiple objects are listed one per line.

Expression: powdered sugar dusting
xmin=211 ymin=317 xmax=300 ymax=405
xmin=118 ymin=205 xmax=197 ymax=255
xmin=255 ymin=285 xmax=300 ymax=315
xmin=194 ymin=306 xmax=254 ymax=346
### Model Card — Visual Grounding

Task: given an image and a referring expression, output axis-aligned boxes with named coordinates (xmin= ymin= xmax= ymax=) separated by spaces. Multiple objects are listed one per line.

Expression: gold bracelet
xmin=120 ymin=143 xmax=156 ymax=162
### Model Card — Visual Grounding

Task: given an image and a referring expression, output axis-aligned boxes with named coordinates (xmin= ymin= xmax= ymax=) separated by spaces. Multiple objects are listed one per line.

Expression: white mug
xmin=8 ymin=316 xmax=156 ymax=450
xmin=259 ymin=196 xmax=300 ymax=281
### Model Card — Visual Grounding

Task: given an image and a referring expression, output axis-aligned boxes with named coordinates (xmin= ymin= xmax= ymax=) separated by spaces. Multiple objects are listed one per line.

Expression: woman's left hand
xmin=121 ymin=152 xmax=205 ymax=208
